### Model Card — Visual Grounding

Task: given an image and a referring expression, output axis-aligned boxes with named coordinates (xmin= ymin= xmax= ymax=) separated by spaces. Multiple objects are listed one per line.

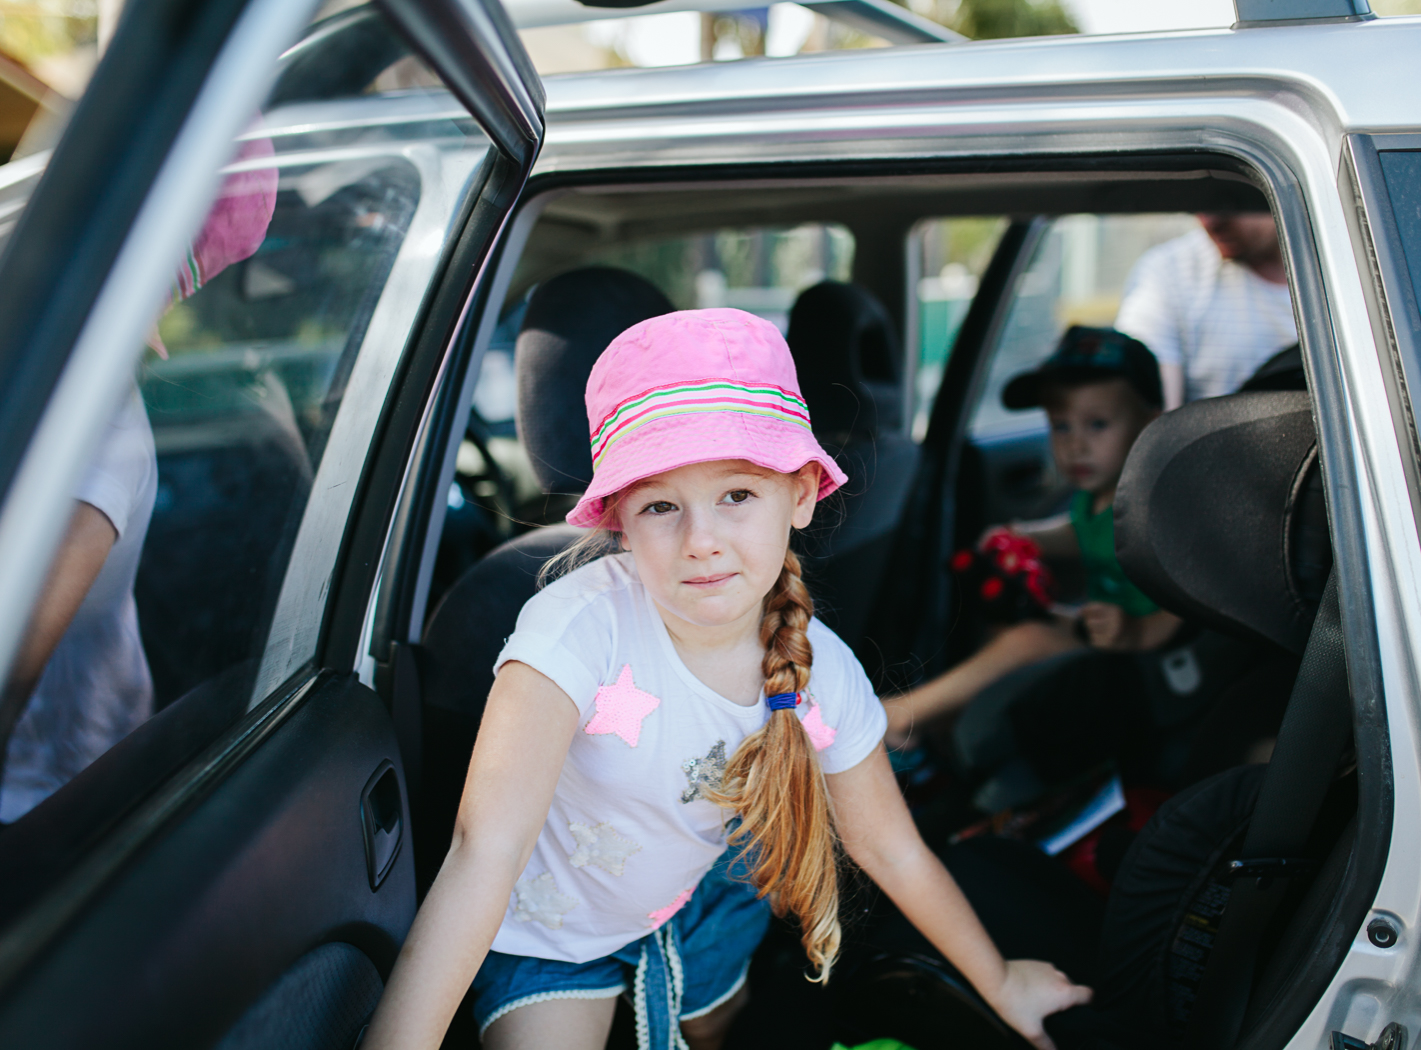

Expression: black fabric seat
xmin=785 ymin=281 xmax=920 ymax=651
xmin=511 ymin=266 xmax=673 ymax=524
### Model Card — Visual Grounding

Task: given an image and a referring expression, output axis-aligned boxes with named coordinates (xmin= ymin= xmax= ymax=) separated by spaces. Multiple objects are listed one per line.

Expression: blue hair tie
xmin=766 ymin=692 xmax=800 ymax=711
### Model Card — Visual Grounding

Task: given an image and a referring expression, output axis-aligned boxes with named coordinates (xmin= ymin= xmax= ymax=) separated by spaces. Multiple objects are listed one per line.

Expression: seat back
xmin=786 ymin=281 xmax=920 ymax=648
xmin=515 ymin=266 xmax=672 ymax=519
xmin=1115 ymin=390 xmax=1330 ymax=655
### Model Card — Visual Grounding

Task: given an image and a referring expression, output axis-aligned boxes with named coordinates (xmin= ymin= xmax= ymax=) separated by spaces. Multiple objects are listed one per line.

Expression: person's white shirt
xmin=1 ymin=385 xmax=158 ymax=822
xmin=491 ymin=551 xmax=887 ymax=964
xmin=1115 ymin=227 xmax=1296 ymax=404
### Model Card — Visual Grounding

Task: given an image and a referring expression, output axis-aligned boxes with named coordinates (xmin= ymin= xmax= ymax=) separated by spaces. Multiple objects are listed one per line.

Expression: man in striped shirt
xmin=1115 ymin=213 xmax=1297 ymax=409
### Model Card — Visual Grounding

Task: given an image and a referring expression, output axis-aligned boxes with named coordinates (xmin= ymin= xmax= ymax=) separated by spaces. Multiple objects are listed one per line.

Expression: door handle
xmin=360 ymin=760 xmax=403 ymax=891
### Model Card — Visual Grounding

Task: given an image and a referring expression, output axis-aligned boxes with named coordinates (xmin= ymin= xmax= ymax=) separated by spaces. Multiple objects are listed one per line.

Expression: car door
xmin=0 ymin=1 xmax=542 ymax=1047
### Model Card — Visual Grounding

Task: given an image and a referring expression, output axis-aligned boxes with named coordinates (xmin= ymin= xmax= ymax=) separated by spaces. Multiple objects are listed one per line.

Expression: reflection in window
xmin=136 ymin=154 xmax=422 ymax=707
xmin=0 ymin=3 xmax=491 ymax=824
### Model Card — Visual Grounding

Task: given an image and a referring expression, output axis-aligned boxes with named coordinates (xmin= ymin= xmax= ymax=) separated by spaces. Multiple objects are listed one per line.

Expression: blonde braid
xmin=709 ymin=549 xmax=842 ymax=982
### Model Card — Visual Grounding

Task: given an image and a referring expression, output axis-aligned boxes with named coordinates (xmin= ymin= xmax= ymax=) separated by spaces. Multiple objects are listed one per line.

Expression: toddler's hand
xmin=1080 ymin=602 xmax=1131 ymax=650
xmin=989 ymin=959 xmax=1093 ymax=1050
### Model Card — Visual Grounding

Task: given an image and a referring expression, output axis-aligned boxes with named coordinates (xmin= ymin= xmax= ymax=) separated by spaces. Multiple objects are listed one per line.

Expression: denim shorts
xmin=472 ymin=851 xmax=771 ymax=1049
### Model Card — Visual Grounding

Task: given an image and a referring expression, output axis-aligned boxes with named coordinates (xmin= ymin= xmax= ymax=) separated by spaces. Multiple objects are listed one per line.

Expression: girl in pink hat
xmin=365 ymin=309 xmax=1090 ymax=1050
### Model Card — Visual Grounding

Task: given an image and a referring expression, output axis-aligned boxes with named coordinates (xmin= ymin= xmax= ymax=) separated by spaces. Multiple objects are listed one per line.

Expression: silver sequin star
xmin=513 ymin=872 xmax=578 ymax=929
xmin=680 ymin=739 xmax=727 ymax=804
xmin=567 ymin=820 xmax=641 ymax=876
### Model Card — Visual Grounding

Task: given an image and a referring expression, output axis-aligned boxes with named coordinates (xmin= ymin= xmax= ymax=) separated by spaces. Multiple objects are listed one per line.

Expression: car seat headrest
xmin=787 ymin=280 xmax=902 ymax=438
xmin=515 ymin=267 xmax=673 ymax=493
xmin=1115 ymin=391 xmax=1331 ymax=655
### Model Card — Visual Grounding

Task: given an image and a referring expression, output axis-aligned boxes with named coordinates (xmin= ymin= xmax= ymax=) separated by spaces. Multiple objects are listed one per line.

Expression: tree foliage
xmin=940 ymin=0 xmax=1079 ymax=39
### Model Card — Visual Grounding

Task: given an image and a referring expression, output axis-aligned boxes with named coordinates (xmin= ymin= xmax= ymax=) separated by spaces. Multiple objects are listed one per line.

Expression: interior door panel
xmin=0 ymin=674 xmax=412 ymax=1049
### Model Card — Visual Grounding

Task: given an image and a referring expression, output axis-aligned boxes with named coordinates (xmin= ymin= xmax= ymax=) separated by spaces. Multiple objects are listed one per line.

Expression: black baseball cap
xmin=1002 ymin=325 xmax=1163 ymax=411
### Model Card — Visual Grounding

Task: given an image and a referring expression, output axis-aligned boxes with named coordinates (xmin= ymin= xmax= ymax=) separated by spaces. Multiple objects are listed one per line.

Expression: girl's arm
xmin=362 ymin=661 xmax=580 ymax=1050
xmin=828 ymin=744 xmax=1092 ymax=1050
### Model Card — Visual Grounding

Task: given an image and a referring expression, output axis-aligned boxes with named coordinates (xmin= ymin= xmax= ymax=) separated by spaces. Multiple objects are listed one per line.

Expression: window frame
xmin=405 ymin=141 xmax=1395 ymax=1045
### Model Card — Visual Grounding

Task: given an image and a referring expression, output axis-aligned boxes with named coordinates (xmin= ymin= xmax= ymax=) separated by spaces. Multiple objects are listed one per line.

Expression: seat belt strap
xmin=1186 ymin=572 xmax=1351 ymax=1048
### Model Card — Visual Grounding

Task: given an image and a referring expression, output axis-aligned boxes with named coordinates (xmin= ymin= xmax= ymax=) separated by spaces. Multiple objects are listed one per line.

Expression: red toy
xmin=950 ymin=527 xmax=1055 ymax=622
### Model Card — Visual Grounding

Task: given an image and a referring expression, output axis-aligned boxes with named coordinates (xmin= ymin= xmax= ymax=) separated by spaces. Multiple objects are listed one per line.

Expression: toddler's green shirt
xmin=1069 ymin=490 xmax=1159 ymax=618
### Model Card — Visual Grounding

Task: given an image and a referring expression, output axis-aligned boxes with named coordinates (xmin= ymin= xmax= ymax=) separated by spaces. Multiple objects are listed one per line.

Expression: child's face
xmin=1045 ymin=379 xmax=1158 ymax=497
xmin=616 ymin=459 xmax=818 ymax=632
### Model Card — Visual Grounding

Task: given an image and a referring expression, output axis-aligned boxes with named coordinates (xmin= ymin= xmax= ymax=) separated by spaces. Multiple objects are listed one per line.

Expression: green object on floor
xmin=830 ymin=1040 xmax=918 ymax=1050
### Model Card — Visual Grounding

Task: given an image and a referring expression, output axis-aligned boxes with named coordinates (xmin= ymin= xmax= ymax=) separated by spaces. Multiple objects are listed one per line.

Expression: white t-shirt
xmin=1115 ymin=227 xmax=1297 ymax=402
xmin=491 ymin=551 xmax=887 ymax=964
xmin=1 ymin=385 xmax=158 ymax=822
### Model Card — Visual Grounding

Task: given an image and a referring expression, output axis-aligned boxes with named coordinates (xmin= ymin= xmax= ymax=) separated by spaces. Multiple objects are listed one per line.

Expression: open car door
xmin=0 ymin=1 xmax=542 ymax=1046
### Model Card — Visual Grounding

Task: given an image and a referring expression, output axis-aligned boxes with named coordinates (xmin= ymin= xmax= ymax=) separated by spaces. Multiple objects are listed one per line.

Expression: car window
xmin=968 ymin=213 xmax=1199 ymax=443
xmin=910 ymin=217 xmax=1010 ymax=439
xmin=1378 ymin=150 xmax=1421 ymax=310
xmin=0 ymin=5 xmax=491 ymax=826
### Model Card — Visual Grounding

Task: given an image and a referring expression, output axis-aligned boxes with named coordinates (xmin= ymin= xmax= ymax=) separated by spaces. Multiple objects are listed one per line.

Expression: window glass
xmin=0 ymin=4 xmax=490 ymax=824
xmin=572 ymin=222 xmax=855 ymax=323
xmin=910 ymin=217 xmax=1009 ymax=439
xmin=969 ymin=214 xmax=1197 ymax=442
xmin=1379 ymin=150 xmax=1421 ymax=313
xmin=435 ymin=224 xmax=855 ymax=599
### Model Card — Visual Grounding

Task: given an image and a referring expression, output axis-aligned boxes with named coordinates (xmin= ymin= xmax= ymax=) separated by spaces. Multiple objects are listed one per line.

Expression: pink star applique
xmin=799 ymin=702 xmax=837 ymax=752
xmin=647 ymin=887 xmax=694 ymax=929
xmin=584 ymin=664 xmax=661 ymax=748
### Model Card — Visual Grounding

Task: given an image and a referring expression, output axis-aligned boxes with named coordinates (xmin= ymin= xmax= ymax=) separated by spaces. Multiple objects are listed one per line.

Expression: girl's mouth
xmin=684 ymin=572 xmax=736 ymax=588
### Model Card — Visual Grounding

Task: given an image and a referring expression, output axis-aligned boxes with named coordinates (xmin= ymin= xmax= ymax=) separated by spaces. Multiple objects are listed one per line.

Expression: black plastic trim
xmin=1233 ymin=0 xmax=1374 ymax=25
xmin=1341 ymin=135 xmax=1421 ymax=565
xmin=0 ymin=0 xmax=252 ymax=512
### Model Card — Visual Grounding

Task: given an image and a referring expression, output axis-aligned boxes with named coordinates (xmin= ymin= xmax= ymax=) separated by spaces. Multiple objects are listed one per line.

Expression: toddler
xmin=885 ymin=326 xmax=1180 ymax=747
xmin=364 ymin=310 xmax=1089 ymax=1050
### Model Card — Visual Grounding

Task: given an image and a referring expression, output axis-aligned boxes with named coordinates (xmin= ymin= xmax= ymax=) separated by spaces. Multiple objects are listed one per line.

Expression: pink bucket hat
xmin=567 ymin=308 xmax=848 ymax=529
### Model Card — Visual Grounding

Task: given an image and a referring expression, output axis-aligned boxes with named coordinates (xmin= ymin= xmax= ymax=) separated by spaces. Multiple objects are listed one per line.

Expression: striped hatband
xmin=590 ymin=379 xmax=812 ymax=470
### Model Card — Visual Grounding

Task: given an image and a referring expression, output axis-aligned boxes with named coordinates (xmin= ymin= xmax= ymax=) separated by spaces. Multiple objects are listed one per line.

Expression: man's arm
xmin=0 ymin=501 xmax=117 ymax=776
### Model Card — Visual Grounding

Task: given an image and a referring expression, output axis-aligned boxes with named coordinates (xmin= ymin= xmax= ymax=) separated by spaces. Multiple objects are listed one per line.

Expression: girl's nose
xmin=680 ymin=505 xmax=722 ymax=559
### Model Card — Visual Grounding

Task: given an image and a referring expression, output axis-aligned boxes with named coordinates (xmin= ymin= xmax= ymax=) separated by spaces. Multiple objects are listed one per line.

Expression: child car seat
xmin=837 ymin=391 xmax=1347 ymax=1050
xmin=786 ymin=281 xmax=920 ymax=651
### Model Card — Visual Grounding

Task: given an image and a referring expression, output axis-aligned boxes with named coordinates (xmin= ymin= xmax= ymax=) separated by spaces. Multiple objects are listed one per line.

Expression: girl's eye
xmin=722 ymin=489 xmax=752 ymax=505
xmin=641 ymin=500 xmax=678 ymax=515
xmin=1088 ymin=418 xmax=1111 ymax=432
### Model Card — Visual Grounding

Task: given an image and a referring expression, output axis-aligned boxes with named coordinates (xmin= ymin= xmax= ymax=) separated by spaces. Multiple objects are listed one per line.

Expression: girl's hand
xmin=988 ymin=958 xmax=1093 ymax=1050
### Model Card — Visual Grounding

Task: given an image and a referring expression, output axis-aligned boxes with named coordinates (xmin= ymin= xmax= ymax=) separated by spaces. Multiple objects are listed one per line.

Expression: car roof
xmin=533 ymin=17 xmax=1421 ymax=134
